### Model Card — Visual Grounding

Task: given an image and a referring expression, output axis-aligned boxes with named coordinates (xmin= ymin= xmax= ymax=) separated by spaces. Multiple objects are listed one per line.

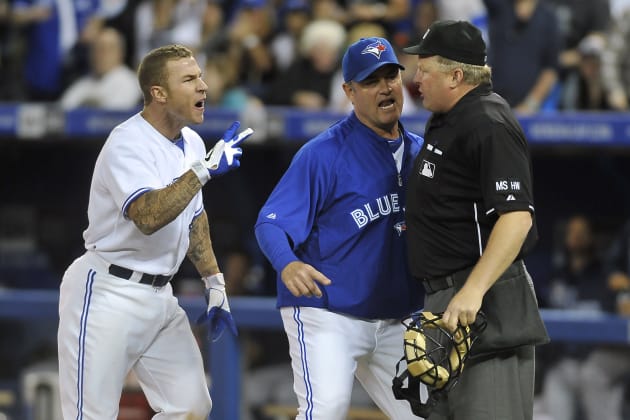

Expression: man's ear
xmin=450 ymin=68 xmax=464 ymax=88
xmin=342 ymin=82 xmax=354 ymax=101
xmin=151 ymin=85 xmax=167 ymax=103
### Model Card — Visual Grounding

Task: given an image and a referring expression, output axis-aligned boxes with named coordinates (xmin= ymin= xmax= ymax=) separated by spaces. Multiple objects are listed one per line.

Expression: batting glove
xmin=205 ymin=121 xmax=253 ymax=178
xmin=197 ymin=273 xmax=238 ymax=342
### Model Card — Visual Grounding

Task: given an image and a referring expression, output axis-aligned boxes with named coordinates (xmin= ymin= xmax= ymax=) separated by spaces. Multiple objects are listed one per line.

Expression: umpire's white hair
xmin=300 ymin=19 xmax=347 ymax=57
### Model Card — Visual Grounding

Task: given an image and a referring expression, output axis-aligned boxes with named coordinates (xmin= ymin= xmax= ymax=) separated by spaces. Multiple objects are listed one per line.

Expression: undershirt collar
xmin=174 ymin=135 xmax=185 ymax=154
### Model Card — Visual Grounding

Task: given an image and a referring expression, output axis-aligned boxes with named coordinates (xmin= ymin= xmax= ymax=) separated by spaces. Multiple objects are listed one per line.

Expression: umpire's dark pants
xmin=423 ymin=264 xmax=536 ymax=420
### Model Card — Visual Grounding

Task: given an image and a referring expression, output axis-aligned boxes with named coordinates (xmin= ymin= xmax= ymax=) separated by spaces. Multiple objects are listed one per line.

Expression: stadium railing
xmin=2 ymin=104 xmax=630 ymax=148
xmin=0 ymin=290 xmax=628 ymax=419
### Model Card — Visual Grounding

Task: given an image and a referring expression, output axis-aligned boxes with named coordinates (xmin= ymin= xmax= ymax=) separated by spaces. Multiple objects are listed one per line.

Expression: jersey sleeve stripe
xmin=122 ymin=187 xmax=153 ymax=219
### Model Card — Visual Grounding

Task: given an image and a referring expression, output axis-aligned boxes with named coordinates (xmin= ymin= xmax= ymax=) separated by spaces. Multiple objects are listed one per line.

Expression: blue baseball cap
xmin=342 ymin=37 xmax=404 ymax=83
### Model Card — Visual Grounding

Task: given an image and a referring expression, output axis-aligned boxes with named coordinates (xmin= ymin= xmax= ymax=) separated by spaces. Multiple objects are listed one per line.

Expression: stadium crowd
xmin=0 ymin=0 xmax=628 ymax=113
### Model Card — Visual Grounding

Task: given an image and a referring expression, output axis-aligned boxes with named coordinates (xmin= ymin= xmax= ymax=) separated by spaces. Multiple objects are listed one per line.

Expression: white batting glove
xmin=205 ymin=121 xmax=253 ymax=178
xmin=196 ymin=273 xmax=238 ymax=342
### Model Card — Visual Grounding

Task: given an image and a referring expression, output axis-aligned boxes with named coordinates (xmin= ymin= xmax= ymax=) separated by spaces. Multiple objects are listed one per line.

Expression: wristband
xmin=191 ymin=160 xmax=211 ymax=185
xmin=202 ymin=272 xmax=225 ymax=289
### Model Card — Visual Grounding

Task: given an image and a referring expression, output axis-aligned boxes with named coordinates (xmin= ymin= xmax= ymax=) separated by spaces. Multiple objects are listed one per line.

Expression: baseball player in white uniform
xmin=57 ymin=44 xmax=253 ymax=419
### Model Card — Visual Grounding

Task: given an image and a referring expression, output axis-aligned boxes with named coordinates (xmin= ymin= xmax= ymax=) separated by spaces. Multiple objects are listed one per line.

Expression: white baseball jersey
xmin=58 ymin=112 xmax=212 ymax=419
xmin=83 ymin=112 xmax=206 ymax=275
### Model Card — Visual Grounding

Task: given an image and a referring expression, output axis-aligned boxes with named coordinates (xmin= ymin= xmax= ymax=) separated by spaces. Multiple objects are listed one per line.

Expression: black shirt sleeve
xmin=479 ymin=121 xmax=535 ymax=216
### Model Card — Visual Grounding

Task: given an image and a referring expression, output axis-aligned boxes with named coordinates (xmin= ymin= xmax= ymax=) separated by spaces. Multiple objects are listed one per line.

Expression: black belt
xmin=420 ymin=275 xmax=455 ymax=294
xmin=419 ymin=260 xmax=524 ymax=295
xmin=108 ymin=264 xmax=172 ymax=288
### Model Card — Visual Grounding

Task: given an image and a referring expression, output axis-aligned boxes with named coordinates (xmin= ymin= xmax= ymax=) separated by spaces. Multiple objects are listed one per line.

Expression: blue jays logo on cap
xmin=362 ymin=40 xmax=387 ymax=59
xmin=342 ymin=37 xmax=405 ymax=83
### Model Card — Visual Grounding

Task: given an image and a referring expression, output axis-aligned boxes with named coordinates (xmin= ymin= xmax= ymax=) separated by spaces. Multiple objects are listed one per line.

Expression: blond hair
xmin=137 ymin=44 xmax=193 ymax=105
xmin=435 ymin=56 xmax=492 ymax=85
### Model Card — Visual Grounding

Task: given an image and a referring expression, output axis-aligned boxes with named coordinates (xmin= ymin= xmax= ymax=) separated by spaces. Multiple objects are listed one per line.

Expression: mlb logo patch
xmin=420 ymin=160 xmax=435 ymax=178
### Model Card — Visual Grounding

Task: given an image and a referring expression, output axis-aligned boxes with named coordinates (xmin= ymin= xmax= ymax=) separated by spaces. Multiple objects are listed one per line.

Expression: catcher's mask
xmin=392 ymin=311 xmax=487 ymax=418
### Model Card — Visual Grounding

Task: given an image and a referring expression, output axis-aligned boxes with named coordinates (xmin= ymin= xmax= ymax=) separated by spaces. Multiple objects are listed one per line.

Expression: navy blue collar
xmin=174 ymin=135 xmax=185 ymax=154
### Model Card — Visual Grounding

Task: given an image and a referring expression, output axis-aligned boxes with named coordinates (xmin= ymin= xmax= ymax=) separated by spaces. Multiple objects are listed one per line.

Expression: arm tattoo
xmin=128 ymin=170 xmax=202 ymax=235
xmin=187 ymin=210 xmax=220 ymax=277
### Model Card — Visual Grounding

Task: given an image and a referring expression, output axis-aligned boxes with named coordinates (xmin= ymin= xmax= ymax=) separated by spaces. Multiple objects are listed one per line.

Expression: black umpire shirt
xmin=406 ymin=83 xmax=538 ymax=279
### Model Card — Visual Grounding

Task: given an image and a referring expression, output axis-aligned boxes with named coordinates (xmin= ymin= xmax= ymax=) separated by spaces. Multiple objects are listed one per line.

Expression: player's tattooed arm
xmin=187 ymin=210 xmax=220 ymax=277
xmin=127 ymin=170 xmax=203 ymax=235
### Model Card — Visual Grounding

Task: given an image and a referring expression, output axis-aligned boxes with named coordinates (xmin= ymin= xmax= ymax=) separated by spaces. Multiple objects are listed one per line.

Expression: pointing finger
xmin=230 ymin=128 xmax=254 ymax=146
xmin=222 ymin=121 xmax=240 ymax=140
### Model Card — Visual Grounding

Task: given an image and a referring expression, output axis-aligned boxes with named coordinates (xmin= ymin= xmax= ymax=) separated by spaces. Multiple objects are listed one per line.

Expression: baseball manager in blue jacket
xmin=255 ymin=37 xmax=425 ymax=419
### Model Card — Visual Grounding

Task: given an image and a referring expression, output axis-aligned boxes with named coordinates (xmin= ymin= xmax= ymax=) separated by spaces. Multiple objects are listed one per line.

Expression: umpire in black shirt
xmin=403 ymin=20 xmax=549 ymax=419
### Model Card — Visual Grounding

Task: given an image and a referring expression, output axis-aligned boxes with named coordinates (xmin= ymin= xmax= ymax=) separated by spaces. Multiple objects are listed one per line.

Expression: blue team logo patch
xmin=394 ymin=221 xmax=406 ymax=236
xmin=362 ymin=40 xmax=388 ymax=59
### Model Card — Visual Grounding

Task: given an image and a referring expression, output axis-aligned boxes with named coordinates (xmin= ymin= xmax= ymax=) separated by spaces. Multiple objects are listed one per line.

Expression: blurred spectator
xmin=12 ymin=0 xmax=102 ymax=101
xmin=0 ymin=0 xmax=15 ymax=98
xmin=55 ymin=0 xmax=107 ymax=85
xmin=59 ymin=27 xmax=141 ymax=110
xmin=545 ymin=215 xmax=611 ymax=311
xmin=227 ymin=0 xmax=277 ymax=99
xmin=197 ymin=0 xmax=230 ymax=68
xmin=408 ymin=0 xmax=438 ymax=37
xmin=346 ymin=0 xmax=409 ymax=25
xmin=101 ymin=0 xmax=146 ymax=69
xmin=427 ymin=0 xmax=487 ymax=22
xmin=417 ymin=0 xmax=487 ymax=36
xmin=205 ymin=53 xmax=251 ymax=110
xmin=269 ymin=0 xmax=311 ymax=72
xmin=609 ymin=0 xmax=630 ymax=17
xmin=311 ymin=0 xmax=348 ymax=22
xmin=0 ymin=204 xmax=57 ymax=289
xmin=400 ymin=0 xmax=488 ymax=64
xmin=484 ymin=0 xmax=561 ymax=114
xmin=265 ymin=19 xmax=346 ymax=109
xmin=577 ymin=218 xmax=630 ymax=420
xmin=345 ymin=0 xmax=410 ymax=42
xmin=354 ymin=19 xmax=390 ymax=40
xmin=546 ymin=0 xmax=611 ymax=79
xmin=559 ymin=33 xmax=615 ymax=110
xmin=133 ymin=0 xmax=205 ymax=67
xmin=536 ymin=214 xmax=614 ymax=420
xmin=599 ymin=218 xmax=630 ymax=313
xmin=204 ymin=52 xmax=268 ymax=137
xmin=601 ymin=3 xmax=630 ymax=110
xmin=308 ymin=0 xmax=410 ymax=42
xmin=0 ymin=0 xmax=7 ymax=36
xmin=416 ymin=0 xmax=488 ymax=52
xmin=397 ymin=1 xmax=439 ymax=107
